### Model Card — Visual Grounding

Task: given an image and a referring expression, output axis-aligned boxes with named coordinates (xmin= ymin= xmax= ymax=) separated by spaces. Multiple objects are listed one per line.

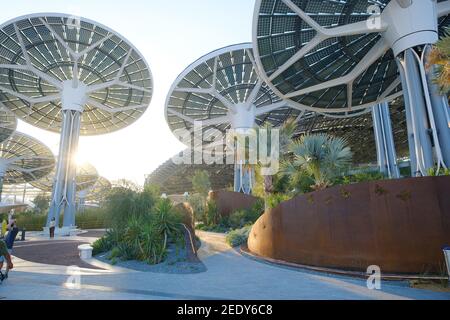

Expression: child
xmin=49 ymin=217 xmax=56 ymax=238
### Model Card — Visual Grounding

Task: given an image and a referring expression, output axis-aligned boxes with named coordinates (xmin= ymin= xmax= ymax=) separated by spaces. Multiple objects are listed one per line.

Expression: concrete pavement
xmin=1 ymin=230 xmax=449 ymax=300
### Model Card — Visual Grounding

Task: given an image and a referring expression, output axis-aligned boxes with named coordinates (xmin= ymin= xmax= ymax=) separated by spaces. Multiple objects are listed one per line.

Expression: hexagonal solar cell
xmin=0 ymin=13 xmax=153 ymax=135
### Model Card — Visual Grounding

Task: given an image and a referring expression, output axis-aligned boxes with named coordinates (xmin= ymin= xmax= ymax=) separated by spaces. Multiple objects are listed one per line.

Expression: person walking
xmin=0 ymin=219 xmax=19 ymax=272
xmin=0 ymin=239 xmax=13 ymax=279
xmin=49 ymin=217 xmax=56 ymax=239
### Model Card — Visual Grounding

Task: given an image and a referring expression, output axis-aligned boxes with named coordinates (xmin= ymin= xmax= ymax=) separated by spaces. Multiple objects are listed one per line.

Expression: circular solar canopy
xmin=0 ymin=13 xmax=153 ymax=135
xmin=0 ymin=132 xmax=54 ymax=184
xmin=82 ymin=176 xmax=111 ymax=201
xmin=165 ymin=43 xmax=307 ymax=148
xmin=0 ymin=105 xmax=17 ymax=143
xmin=253 ymin=0 xmax=450 ymax=113
xmin=146 ymin=149 xmax=234 ymax=194
xmin=30 ymin=161 xmax=98 ymax=192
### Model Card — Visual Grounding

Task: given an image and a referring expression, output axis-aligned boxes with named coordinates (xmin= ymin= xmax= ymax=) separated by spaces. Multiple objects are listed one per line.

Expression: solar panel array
xmin=0 ymin=132 xmax=55 ymax=184
xmin=0 ymin=106 xmax=17 ymax=143
xmin=146 ymin=150 xmax=234 ymax=195
xmin=0 ymin=14 xmax=153 ymax=135
xmin=30 ymin=161 xmax=98 ymax=192
xmin=254 ymin=0 xmax=449 ymax=111
xmin=166 ymin=43 xmax=299 ymax=147
xmin=82 ymin=176 xmax=111 ymax=201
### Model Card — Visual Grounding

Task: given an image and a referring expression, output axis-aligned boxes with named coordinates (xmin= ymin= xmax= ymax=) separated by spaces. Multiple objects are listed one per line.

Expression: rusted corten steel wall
xmin=208 ymin=190 xmax=260 ymax=217
xmin=248 ymin=176 xmax=450 ymax=274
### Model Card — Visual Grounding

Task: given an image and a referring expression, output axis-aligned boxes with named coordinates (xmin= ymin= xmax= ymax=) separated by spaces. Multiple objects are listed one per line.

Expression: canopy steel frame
xmin=253 ymin=0 xmax=450 ymax=176
xmin=0 ymin=14 xmax=153 ymax=229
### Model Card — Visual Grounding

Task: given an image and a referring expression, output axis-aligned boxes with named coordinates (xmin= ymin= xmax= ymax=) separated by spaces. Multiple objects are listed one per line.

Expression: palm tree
xmin=427 ymin=28 xmax=450 ymax=96
xmin=259 ymin=117 xmax=298 ymax=195
xmin=282 ymin=134 xmax=352 ymax=191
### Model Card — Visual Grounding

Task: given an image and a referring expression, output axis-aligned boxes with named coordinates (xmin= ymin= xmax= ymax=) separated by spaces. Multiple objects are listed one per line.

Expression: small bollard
xmin=21 ymin=228 xmax=26 ymax=241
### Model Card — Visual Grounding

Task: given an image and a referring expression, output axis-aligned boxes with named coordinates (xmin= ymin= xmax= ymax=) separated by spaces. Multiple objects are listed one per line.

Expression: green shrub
xmin=12 ymin=208 xmax=108 ymax=231
xmin=140 ymin=223 xmax=165 ymax=264
xmin=266 ymin=193 xmax=291 ymax=209
xmin=229 ymin=210 xmax=247 ymax=229
xmin=108 ymin=247 xmax=121 ymax=260
xmin=205 ymin=200 xmax=219 ymax=226
xmin=117 ymin=242 xmax=136 ymax=261
xmin=188 ymin=193 xmax=206 ymax=222
xmin=14 ymin=212 xmax=47 ymax=231
xmin=246 ymin=199 xmax=264 ymax=222
xmin=399 ymin=166 xmax=412 ymax=178
xmin=76 ymin=208 xmax=108 ymax=229
xmin=427 ymin=167 xmax=450 ymax=176
xmin=92 ymin=236 xmax=112 ymax=255
xmin=226 ymin=226 xmax=252 ymax=247
xmin=339 ymin=171 xmax=386 ymax=185
xmin=104 ymin=187 xmax=156 ymax=229
xmin=32 ymin=194 xmax=51 ymax=214
xmin=93 ymin=198 xmax=184 ymax=265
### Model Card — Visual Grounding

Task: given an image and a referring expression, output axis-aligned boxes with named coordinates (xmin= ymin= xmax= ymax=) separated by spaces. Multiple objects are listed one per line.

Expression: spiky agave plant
xmin=123 ymin=216 xmax=144 ymax=260
xmin=284 ymin=134 xmax=352 ymax=191
xmin=139 ymin=223 xmax=164 ymax=264
xmin=153 ymin=199 xmax=183 ymax=261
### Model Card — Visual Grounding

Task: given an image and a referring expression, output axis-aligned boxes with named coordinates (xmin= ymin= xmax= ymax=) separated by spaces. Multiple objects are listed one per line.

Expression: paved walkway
xmin=1 ymin=230 xmax=449 ymax=300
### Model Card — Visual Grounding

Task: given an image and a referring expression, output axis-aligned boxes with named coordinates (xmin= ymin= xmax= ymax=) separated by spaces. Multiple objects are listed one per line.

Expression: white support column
xmin=426 ymin=62 xmax=450 ymax=166
xmin=397 ymin=49 xmax=435 ymax=176
xmin=380 ymin=102 xmax=400 ymax=179
xmin=396 ymin=59 xmax=418 ymax=176
xmin=372 ymin=105 xmax=388 ymax=175
xmin=372 ymin=103 xmax=400 ymax=179
xmin=46 ymin=81 xmax=87 ymax=229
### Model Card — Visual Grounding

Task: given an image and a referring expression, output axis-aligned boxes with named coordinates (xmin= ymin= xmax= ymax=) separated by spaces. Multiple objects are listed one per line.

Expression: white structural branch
xmin=0 ymin=14 xmax=153 ymax=229
xmin=253 ymin=0 xmax=450 ymax=176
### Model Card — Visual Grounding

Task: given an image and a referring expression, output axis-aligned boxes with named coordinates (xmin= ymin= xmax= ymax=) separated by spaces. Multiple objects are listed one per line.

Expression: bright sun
xmin=74 ymin=151 xmax=90 ymax=167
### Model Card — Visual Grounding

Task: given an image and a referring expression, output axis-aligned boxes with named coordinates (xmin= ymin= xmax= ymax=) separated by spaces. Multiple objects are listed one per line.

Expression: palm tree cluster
xmin=281 ymin=134 xmax=353 ymax=191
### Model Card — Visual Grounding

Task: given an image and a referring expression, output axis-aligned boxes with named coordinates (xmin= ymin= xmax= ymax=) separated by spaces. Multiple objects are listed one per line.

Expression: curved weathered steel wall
xmin=248 ymin=176 xmax=450 ymax=274
xmin=208 ymin=190 xmax=260 ymax=217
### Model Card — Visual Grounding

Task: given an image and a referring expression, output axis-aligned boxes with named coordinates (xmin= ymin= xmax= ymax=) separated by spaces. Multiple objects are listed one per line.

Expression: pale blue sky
xmin=0 ymin=0 xmax=255 ymax=185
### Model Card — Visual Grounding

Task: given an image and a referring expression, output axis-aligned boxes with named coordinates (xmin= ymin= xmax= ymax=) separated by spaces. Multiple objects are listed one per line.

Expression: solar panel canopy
xmin=253 ymin=0 xmax=450 ymax=113
xmin=30 ymin=161 xmax=98 ymax=192
xmin=0 ymin=13 xmax=153 ymax=135
xmin=165 ymin=43 xmax=306 ymax=148
xmin=0 ymin=132 xmax=54 ymax=184
xmin=82 ymin=176 xmax=111 ymax=201
xmin=146 ymin=150 xmax=234 ymax=195
xmin=0 ymin=105 xmax=17 ymax=143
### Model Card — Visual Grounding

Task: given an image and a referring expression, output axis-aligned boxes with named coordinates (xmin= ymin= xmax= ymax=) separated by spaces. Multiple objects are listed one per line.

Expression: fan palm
xmin=427 ymin=28 xmax=450 ymax=95
xmin=258 ymin=117 xmax=298 ymax=194
xmin=283 ymin=134 xmax=352 ymax=191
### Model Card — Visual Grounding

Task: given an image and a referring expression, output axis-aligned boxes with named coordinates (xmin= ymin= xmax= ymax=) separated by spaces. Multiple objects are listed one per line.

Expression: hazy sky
xmin=0 ymin=0 xmax=255 ymax=185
